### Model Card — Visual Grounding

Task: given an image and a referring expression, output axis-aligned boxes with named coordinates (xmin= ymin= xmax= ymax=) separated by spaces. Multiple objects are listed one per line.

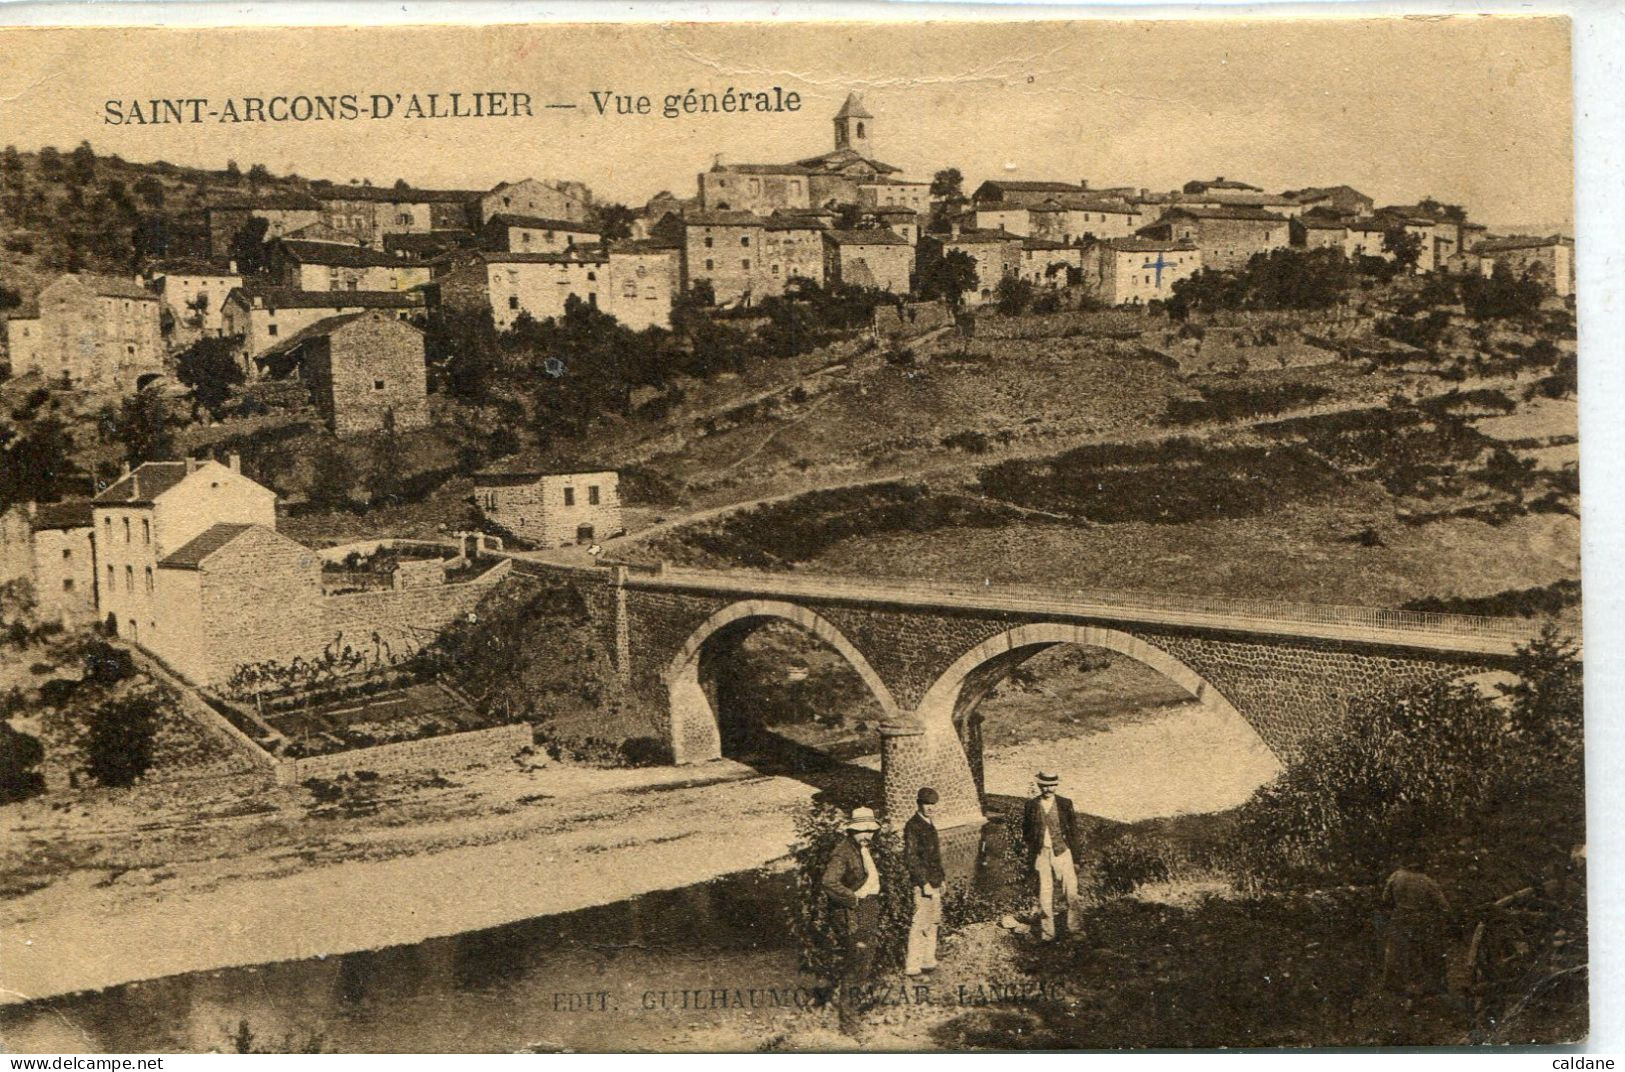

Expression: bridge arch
xmin=663 ymin=599 xmax=899 ymax=765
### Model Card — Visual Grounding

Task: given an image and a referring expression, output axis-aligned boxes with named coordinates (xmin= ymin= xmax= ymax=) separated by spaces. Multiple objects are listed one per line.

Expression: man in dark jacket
xmin=904 ymin=786 xmax=946 ymax=976
xmin=822 ymin=806 xmax=884 ymax=1028
xmin=1022 ymin=771 xmax=1084 ymax=941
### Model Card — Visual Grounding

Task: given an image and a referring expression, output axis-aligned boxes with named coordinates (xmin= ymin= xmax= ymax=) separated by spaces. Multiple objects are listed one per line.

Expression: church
xmin=696 ymin=93 xmax=930 ymax=215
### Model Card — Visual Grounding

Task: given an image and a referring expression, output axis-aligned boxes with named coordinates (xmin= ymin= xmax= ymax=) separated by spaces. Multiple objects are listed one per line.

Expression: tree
xmin=0 ymin=718 xmax=44 ymax=804
xmin=422 ymin=307 xmax=503 ymax=402
xmin=113 ymin=388 xmax=178 ymax=466
xmin=591 ymin=202 xmax=638 ymax=241
xmin=918 ymin=249 xmax=978 ymax=310
xmin=930 ymin=168 xmax=964 ymax=201
xmin=306 ymin=441 xmax=354 ymax=511
xmin=0 ymin=417 xmax=79 ymax=509
xmin=132 ymin=175 xmax=165 ymax=208
xmin=994 ymin=273 xmax=1035 ymax=316
xmin=1382 ymin=226 xmax=1423 ymax=272
xmin=175 ymin=337 xmax=245 ymax=417
xmin=228 ymin=217 xmax=272 ymax=276
xmin=393 ymin=177 xmax=411 ymax=190
xmin=36 ymin=146 xmax=61 ymax=178
xmin=223 ymin=160 xmax=243 ymax=185
xmin=246 ymin=163 xmax=272 ymax=185
xmin=84 ymin=688 xmax=164 ymax=788
xmin=363 ymin=427 xmax=404 ymax=508
xmin=1 ymin=145 xmax=22 ymax=173
xmin=1460 ymin=261 xmax=1544 ymax=321
xmin=69 ymin=140 xmax=97 ymax=184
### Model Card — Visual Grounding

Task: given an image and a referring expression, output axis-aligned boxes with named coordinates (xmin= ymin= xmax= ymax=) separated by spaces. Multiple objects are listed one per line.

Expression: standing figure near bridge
xmin=1380 ymin=861 xmax=1452 ymax=996
xmin=822 ymin=806 xmax=884 ymax=1030
xmin=904 ymin=787 xmax=945 ymax=976
xmin=1023 ymin=771 xmax=1084 ymax=942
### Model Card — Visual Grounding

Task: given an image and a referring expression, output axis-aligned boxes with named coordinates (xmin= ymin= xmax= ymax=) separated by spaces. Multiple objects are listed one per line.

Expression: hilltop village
xmin=0 ymin=91 xmax=1583 ymax=1048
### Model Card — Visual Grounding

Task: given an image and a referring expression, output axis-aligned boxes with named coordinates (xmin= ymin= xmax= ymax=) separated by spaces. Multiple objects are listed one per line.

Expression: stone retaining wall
xmin=273 ymin=721 xmax=532 ymax=785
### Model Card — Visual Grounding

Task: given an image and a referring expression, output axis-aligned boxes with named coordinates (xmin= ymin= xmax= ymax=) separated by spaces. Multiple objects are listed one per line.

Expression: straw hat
xmin=844 ymin=806 xmax=881 ymax=833
xmin=1036 ymin=771 xmax=1061 ymax=787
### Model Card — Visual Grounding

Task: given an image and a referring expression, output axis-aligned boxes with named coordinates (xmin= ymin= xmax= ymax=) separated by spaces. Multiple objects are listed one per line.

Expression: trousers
xmin=906 ymin=886 xmax=942 ymax=974
xmin=1035 ymin=845 xmax=1082 ymax=940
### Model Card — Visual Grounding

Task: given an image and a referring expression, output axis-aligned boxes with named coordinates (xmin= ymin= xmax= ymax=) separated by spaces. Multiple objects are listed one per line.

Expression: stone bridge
xmin=510 ymin=559 xmax=1537 ymax=831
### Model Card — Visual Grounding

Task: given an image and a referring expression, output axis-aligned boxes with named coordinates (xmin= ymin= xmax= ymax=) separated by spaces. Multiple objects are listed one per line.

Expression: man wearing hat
xmin=822 ymin=805 xmax=884 ymax=1022
xmin=1022 ymin=771 xmax=1084 ymax=942
xmin=904 ymin=786 xmax=946 ymax=976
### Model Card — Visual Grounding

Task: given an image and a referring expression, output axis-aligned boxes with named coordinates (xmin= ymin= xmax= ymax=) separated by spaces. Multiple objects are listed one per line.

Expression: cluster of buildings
xmin=0 ymin=92 xmax=1575 ymax=419
xmin=0 ymin=452 xmax=623 ymax=684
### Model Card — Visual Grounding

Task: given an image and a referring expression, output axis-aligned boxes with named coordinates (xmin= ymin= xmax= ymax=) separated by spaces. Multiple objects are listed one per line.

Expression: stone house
xmin=148 ymin=262 xmax=243 ymax=344
xmin=473 ymin=468 xmax=623 ymax=547
xmin=0 ymin=500 xmax=97 ymax=624
xmin=312 ymin=185 xmax=484 ymax=246
xmin=8 ymin=274 xmax=164 ymax=390
xmin=439 ymin=251 xmax=605 ymax=330
xmin=1093 ymin=238 xmax=1200 ymax=306
xmin=269 ymin=240 xmax=434 ymax=293
xmin=478 ymin=179 xmax=591 ymax=225
xmin=1139 ymin=206 xmax=1290 ymax=271
xmin=605 ymin=241 xmax=681 ymax=330
xmin=1291 ymin=216 xmax=1349 ymax=251
xmin=927 ymin=229 xmax=1023 ymax=304
xmin=92 ymin=456 xmax=277 ymax=646
xmin=968 ymin=205 xmax=1032 ymax=236
xmin=221 ymin=285 xmax=425 ymax=364
xmin=260 ymin=312 xmax=429 ymax=436
xmin=760 ymin=218 xmax=828 ymax=293
xmin=821 ymin=230 xmax=913 ymax=294
xmin=1182 ymin=177 xmax=1261 ymax=195
xmin=970 ymin=180 xmax=1089 ymax=208
xmin=1284 ymin=185 xmax=1375 ymax=218
xmin=383 ymin=231 xmax=477 ymax=261
xmin=1475 ymin=235 xmax=1575 ymax=297
xmin=1017 ymin=240 xmax=1085 ymax=285
xmin=682 ymin=211 xmax=765 ymax=304
xmin=856 ymin=178 xmax=932 ymax=214
xmin=206 ymin=193 xmax=323 ymax=258
xmin=481 ymin=214 xmax=602 ymax=254
xmin=698 ymin=162 xmax=814 ymax=215
xmin=868 ymin=207 xmax=921 ymax=246
xmin=1028 ymin=198 xmax=1145 ymax=244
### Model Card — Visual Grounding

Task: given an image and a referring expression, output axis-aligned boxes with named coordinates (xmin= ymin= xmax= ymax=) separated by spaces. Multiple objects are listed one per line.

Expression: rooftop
xmin=485 ymin=213 xmax=601 ymax=233
xmin=1105 ymin=237 xmax=1199 ymax=253
xmin=686 ymin=211 xmax=765 ymax=228
xmin=67 ymin=273 xmax=157 ymax=301
xmin=474 ymin=466 xmax=618 ymax=485
xmin=1159 ymin=205 xmax=1288 ymax=223
xmin=824 ymin=228 xmax=909 ymax=246
xmin=226 ymin=285 xmax=426 ymax=311
xmin=30 ymin=500 xmax=94 ymax=532
xmin=158 ymin=523 xmax=259 ymax=570
xmin=834 ymin=92 xmax=873 ymax=120
xmin=312 ymin=184 xmax=485 ymax=204
xmin=1477 ymin=234 xmax=1574 ymax=253
xmin=710 ymin=162 xmax=814 ymax=176
xmin=94 ymin=462 xmax=193 ymax=506
xmin=277 ymin=240 xmax=408 ymax=268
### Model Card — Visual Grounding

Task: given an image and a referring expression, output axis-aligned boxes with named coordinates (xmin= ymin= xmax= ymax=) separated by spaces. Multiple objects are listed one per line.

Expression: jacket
xmin=1022 ymin=793 xmax=1080 ymax=865
xmin=822 ymin=836 xmax=876 ymax=912
xmin=904 ymin=813 xmax=946 ymax=889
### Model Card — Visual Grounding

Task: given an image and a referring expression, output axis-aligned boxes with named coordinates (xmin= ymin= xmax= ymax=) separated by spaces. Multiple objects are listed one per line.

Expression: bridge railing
xmin=632 ymin=564 xmax=1544 ymax=645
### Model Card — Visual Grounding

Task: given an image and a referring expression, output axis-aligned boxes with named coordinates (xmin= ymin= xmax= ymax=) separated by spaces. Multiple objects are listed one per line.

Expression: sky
xmin=0 ymin=17 xmax=1574 ymax=229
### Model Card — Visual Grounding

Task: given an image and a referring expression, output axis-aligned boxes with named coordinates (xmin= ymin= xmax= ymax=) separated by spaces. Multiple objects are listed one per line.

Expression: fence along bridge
xmin=507 ymin=558 xmax=1539 ymax=830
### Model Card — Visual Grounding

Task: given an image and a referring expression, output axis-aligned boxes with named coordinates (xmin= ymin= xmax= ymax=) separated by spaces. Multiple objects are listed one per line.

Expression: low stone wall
xmin=872 ymin=301 xmax=953 ymax=339
xmin=968 ymin=307 xmax=1157 ymax=340
xmin=321 ymin=558 xmax=512 ymax=664
xmin=273 ymin=721 xmax=532 ymax=785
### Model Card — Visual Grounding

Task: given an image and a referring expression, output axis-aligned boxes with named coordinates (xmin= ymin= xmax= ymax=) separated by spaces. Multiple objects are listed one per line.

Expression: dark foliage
xmin=84 ymin=686 xmax=166 ymax=788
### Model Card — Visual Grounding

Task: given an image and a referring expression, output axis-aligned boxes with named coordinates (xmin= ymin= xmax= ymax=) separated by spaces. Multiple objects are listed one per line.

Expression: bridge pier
xmin=880 ymin=711 xmax=983 ymax=831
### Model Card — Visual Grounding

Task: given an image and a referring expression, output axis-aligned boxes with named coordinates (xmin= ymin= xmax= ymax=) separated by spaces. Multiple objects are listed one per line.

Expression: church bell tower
xmin=833 ymin=92 xmax=874 ymax=155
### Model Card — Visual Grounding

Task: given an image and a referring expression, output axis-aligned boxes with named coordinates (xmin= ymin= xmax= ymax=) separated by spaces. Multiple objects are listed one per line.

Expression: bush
xmin=1091 ymin=833 xmax=1174 ymax=898
xmin=83 ymin=640 xmax=135 ymax=686
xmin=84 ymin=686 xmax=167 ymax=787
xmin=784 ymin=803 xmax=912 ymax=996
xmin=0 ymin=719 xmax=45 ymax=804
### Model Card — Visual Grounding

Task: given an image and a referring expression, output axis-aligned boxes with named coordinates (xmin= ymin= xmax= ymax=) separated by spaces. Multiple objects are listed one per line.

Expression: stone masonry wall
xmin=273 ymin=721 xmax=531 ymax=784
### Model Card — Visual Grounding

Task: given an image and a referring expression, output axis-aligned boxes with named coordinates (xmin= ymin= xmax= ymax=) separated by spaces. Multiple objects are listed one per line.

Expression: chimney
xmin=1080 ymin=179 xmax=1089 ymax=191
xmin=121 ymin=460 xmax=131 ymax=477
xmin=228 ymin=259 xmax=238 ymax=274
xmin=26 ymin=501 xmax=37 ymax=518
xmin=186 ymin=457 xmax=199 ymax=474
xmin=229 ymin=453 xmax=241 ymax=474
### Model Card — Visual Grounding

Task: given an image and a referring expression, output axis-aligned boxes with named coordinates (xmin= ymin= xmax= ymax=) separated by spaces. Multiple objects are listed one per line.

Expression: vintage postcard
xmin=0 ymin=16 xmax=1583 ymax=1052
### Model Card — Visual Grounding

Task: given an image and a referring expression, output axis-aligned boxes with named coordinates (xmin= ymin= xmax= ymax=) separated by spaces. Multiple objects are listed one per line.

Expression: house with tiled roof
xmin=821 ymin=229 xmax=912 ymax=293
xmin=477 ymin=178 xmax=592 ymax=227
xmin=924 ymin=227 xmax=1024 ymax=305
xmin=1473 ymin=235 xmax=1574 ymax=297
xmin=269 ymin=239 xmax=434 ymax=293
xmin=970 ymin=180 xmax=1089 ymax=207
xmin=1182 ymin=177 xmax=1262 ymax=195
xmin=145 ymin=261 xmax=244 ymax=345
xmin=255 ymin=311 xmax=429 ymax=437
xmin=481 ymin=214 xmax=602 ymax=254
xmin=221 ymin=285 xmax=426 ymax=364
xmin=311 ymin=183 xmax=485 ymax=244
xmin=1139 ymin=205 xmax=1290 ymax=271
xmin=92 ymin=456 xmax=276 ymax=646
xmin=1092 ymin=237 xmax=1201 ymax=305
xmin=1284 ymin=185 xmax=1375 ymax=218
xmin=205 ymin=193 xmax=324 ymax=257
xmin=1028 ymin=197 xmax=1146 ymax=243
xmin=4 ymin=273 xmax=165 ymax=390
xmin=1017 ymin=238 xmax=1087 ymax=286
xmin=0 ymin=499 xmax=97 ymax=624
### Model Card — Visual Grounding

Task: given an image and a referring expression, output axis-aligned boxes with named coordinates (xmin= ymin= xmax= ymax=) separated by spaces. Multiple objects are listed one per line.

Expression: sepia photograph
xmin=0 ymin=16 xmax=1587 ymax=1052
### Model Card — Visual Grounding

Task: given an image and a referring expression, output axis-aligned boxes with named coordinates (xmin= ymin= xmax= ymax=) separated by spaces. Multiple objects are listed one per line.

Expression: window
xmin=106 ymin=565 xmax=113 ymax=590
xmin=123 ymin=517 xmax=131 ymax=543
xmin=563 ymin=487 xmax=575 ymax=506
xmin=144 ymin=567 xmax=153 ymax=594
xmin=508 ymin=295 xmax=520 ymax=310
xmin=63 ymin=578 xmax=73 ymax=592
xmin=124 ymin=565 xmax=133 ymax=593
xmin=268 ymin=324 xmax=279 ymax=337
xmin=741 ymin=259 xmax=750 ymax=270
xmin=741 ymin=236 xmax=750 ymax=247
xmin=703 ymin=237 xmax=714 ymax=248
xmin=522 ymin=232 xmax=531 ymax=245
xmin=62 ymin=548 xmax=71 ymax=560
xmin=142 ymin=519 xmax=150 ymax=544
xmin=588 ymin=485 xmax=600 ymax=505
xmin=705 ymin=259 xmax=714 ymax=271
xmin=104 ymin=517 xmax=111 ymax=539
xmin=374 ymin=379 xmax=386 ymax=391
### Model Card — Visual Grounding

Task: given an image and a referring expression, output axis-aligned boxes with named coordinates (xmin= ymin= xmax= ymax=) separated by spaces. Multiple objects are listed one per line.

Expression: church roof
xmin=835 ymin=92 xmax=873 ymax=120
xmin=792 ymin=148 xmax=902 ymax=176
